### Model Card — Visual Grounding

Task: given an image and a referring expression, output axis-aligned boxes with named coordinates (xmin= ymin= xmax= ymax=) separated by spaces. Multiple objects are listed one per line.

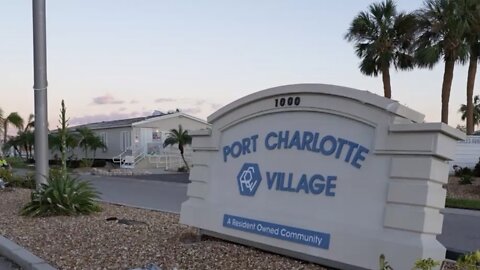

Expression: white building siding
xmin=450 ymin=135 xmax=480 ymax=171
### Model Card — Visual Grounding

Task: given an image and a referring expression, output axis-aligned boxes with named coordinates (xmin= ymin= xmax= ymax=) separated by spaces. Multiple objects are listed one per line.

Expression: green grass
xmin=446 ymin=198 xmax=480 ymax=210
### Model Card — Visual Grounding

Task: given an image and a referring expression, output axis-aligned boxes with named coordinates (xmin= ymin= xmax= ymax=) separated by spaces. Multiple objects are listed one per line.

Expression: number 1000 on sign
xmin=275 ymin=97 xmax=300 ymax=107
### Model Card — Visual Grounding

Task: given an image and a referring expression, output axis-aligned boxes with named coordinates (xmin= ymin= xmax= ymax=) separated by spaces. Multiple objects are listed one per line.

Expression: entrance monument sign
xmin=180 ymin=84 xmax=465 ymax=269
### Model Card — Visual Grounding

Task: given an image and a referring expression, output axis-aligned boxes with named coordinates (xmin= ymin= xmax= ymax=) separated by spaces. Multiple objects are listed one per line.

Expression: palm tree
xmin=458 ymin=0 xmax=480 ymax=134
xmin=163 ymin=125 xmax=192 ymax=171
xmin=76 ymin=127 xmax=95 ymax=159
xmin=415 ymin=0 xmax=470 ymax=124
xmin=345 ymin=0 xmax=417 ymax=98
xmin=89 ymin=135 xmax=106 ymax=162
xmin=459 ymin=95 xmax=480 ymax=130
xmin=2 ymin=112 xmax=24 ymax=155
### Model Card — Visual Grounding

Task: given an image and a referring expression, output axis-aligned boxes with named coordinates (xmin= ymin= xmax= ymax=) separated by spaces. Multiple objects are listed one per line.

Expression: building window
xmin=99 ymin=132 xmax=107 ymax=152
xmin=121 ymin=131 xmax=132 ymax=152
xmin=152 ymin=129 xmax=162 ymax=141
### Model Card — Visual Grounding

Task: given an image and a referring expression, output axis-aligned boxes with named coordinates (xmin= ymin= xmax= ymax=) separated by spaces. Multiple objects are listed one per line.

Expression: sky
xmin=0 ymin=0 xmax=476 ymax=131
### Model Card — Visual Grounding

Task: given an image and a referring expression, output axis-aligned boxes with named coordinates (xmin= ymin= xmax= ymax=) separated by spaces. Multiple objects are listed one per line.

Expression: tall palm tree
xmin=415 ymin=0 xmax=470 ymax=124
xmin=345 ymin=0 xmax=417 ymax=98
xmin=163 ymin=125 xmax=192 ymax=171
xmin=458 ymin=0 xmax=480 ymax=134
xmin=459 ymin=95 xmax=480 ymax=129
xmin=2 ymin=112 xmax=24 ymax=155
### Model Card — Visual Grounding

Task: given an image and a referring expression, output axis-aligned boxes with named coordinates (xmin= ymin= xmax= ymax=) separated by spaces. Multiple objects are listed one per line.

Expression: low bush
xmin=177 ymin=166 xmax=188 ymax=172
xmin=66 ymin=160 xmax=81 ymax=168
xmin=0 ymin=168 xmax=35 ymax=189
xmin=21 ymin=171 xmax=101 ymax=217
xmin=92 ymin=159 xmax=106 ymax=168
xmin=459 ymin=174 xmax=474 ymax=185
xmin=453 ymin=165 xmax=473 ymax=177
xmin=474 ymin=158 xmax=480 ymax=177
xmin=5 ymin=157 xmax=28 ymax=168
xmin=380 ymin=249 xmax=480 ymax=269
xmin=457 ymin=250 xmax=480 ymax=270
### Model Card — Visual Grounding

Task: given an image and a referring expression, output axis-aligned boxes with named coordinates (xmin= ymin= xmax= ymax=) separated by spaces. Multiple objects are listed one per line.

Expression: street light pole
xmin=32 ymin=0 xmax=49 ymax=187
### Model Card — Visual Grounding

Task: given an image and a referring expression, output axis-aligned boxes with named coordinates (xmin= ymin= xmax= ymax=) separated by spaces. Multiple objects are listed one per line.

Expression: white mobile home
xmin=53 ymin=111 xmax=210 ymax=169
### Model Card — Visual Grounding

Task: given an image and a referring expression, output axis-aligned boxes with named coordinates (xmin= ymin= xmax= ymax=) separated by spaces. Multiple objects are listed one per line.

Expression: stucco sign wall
xmin=180 ymin=84 xmax=465 ymax=270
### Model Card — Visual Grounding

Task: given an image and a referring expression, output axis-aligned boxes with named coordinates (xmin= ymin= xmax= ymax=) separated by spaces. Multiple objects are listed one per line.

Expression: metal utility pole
xmin=32 ymin=0 xmax=49 ymax=187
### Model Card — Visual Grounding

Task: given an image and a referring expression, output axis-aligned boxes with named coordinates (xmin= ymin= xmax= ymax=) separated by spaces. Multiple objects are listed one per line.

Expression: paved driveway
xmin=83 ymin=173 xmax=480 ymax=258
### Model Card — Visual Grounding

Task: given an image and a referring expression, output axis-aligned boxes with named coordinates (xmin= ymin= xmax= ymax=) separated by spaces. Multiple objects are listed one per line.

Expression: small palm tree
xmin=459 ymin=95 xmax=480 ymax=130
xmin=345 ymin=0 xmax=417 ymax=99
xmin=2 ymin=112 xmax=24 ymax=155
xmin=76 ymin=127 xmax=95 ymax=159
xmin=415 ymin=0 xmax=470 ymax=124
xmin=89 ymin=135 xmax=106 ymax=162
xmin=163 ymin=125 xmax=192 ymax=171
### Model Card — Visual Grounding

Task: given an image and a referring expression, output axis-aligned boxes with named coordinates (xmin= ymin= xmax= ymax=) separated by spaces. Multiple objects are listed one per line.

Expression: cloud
xmin=155 ymin=98 xmax=175 ymax=103
xmin=69 ymin=111 xmax=150 ymax=126
xmin=210 ymin=103 xmax=223 ymax=110
xmin=180 ymin=107 xmax=202 ymax=115
xmin=119 ymin=107 xmax=127 ymax=112
xmin=92 ymin=94 xmax=124 ymax=105
xmin=195 ymin=100 xmax=206 ymax=106
xmin=130 ymin=99 xmax=139 ymax=104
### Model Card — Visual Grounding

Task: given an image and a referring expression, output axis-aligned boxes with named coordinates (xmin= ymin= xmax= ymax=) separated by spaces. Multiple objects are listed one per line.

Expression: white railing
xmin=147 ymin=150 xmax=192 ymax=170
xmin=112 ymin=146 xmax=146 ymax=169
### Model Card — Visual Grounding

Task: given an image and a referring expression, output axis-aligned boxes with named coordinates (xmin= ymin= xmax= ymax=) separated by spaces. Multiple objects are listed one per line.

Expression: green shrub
xmin=80 ymin=158 xmax=93 ymax=168
xmin=0 ymin=168 xmax=13 ymax=181
xmin=457 ymin=250 xmax=480 ymax=270
xmin=474 ymin=158 xmax=480 ymax=177
xmin=413 ymin=258 xmax=439 ymax=270
xmin=20 ymin=172 xmax=101 ymax=217
xmin=454 ymin=165 xmax=474 ymax=177
xmin=459 ymin=174 xmax=474 ymax=185
xmin=6 ymin=175 xmax=35 ymax=189
xmin=5 ymin=157 xmax=28 ymax=168
xmin=177 ymin=166 xmax=188 ymax=172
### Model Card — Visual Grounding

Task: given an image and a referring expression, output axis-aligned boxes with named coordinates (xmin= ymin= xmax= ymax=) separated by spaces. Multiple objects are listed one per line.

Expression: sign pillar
xmin=181 ymin=84 xmax=465 ymax=269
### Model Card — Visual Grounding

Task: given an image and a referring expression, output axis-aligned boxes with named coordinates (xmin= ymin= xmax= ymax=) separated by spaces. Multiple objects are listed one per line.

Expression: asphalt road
xmin=83 ymin=173 xmax=189 ymax=213
xmin=83 ymin=173 xmax=480 ymax=257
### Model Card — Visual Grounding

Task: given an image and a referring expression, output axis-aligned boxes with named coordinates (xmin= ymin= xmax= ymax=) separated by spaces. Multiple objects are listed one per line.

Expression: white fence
xmin=450 ymin=135 xmax=480 ymax=171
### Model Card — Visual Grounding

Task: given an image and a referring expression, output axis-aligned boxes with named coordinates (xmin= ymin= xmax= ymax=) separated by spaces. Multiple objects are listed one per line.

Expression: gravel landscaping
xmin=0 ymin=188 xmax=327 ymax=270
xmin=0 ymin=175 xmax=477 ymax=270
xmin=446 ymin=176 xmax=480 ymax=200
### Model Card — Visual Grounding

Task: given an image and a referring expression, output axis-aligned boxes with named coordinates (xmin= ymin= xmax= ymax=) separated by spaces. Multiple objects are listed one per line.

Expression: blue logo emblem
xmin=237 ymin=163 xmax=262 ymax=196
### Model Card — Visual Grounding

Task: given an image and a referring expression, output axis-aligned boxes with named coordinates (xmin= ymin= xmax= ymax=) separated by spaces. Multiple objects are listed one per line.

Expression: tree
xmin=459 ymin=0 xmax=480 ymax=134
xmin=163 ymin=125 xmax=192 ymax=171
xmin=2 ymin=112 xmax=24 ymax=155
xmin=89 ymin=136 xmax=106 ymax=162
xmin=415 ymin=0 xmax=470 ymax=124
xmin=459 ymin=95 xmax=480 ymax=130
xmin=345 ymin=0 xmax=417 ymax=98
xmin=76 ymin=127 xmax=95 ymax=159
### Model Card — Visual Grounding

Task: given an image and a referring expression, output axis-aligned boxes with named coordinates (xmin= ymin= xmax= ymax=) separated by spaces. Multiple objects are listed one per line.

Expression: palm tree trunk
xmin=441 ymin=59 xmax=455 ymax=124
xmin=381 ymin=66 xmax=392 ymax=99
xmin=180 ymin=153 xmax=189 ymax=171
xmin=466 ymin=51 xmax=478 ymax=134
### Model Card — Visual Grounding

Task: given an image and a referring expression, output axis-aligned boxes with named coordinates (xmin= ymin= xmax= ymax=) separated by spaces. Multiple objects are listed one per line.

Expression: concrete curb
xmin=442 ymin=207 xmax=480 ymax=217
xmin=0 ymin=236 xmax=57 ymax=270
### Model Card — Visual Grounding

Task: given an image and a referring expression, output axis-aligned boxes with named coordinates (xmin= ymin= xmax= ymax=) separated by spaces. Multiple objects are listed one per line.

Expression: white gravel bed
xmin=0 ymin=189 xmax=328 ymax=270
